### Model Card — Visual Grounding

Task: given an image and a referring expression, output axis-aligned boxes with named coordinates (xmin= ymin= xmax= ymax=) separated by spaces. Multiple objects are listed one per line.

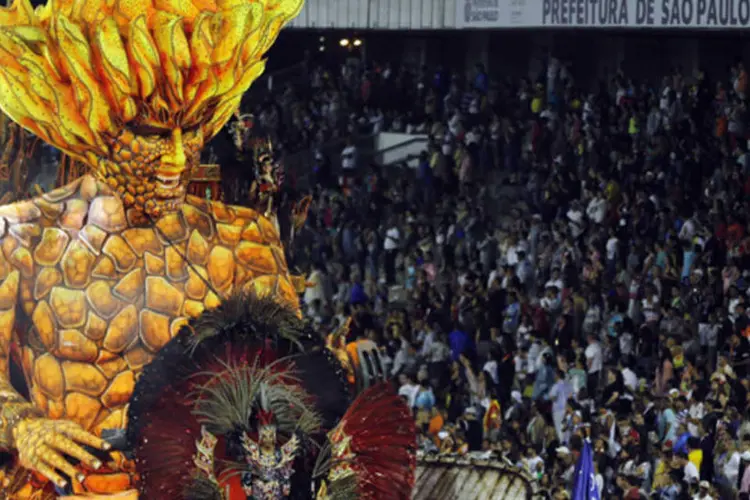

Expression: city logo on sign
xmin=464 ymin=0 xmax=500 ymax=23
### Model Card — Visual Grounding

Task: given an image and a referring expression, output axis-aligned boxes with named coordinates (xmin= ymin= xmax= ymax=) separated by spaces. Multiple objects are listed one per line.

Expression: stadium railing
xmin=284 ymin=134 xmax=429 ymax=192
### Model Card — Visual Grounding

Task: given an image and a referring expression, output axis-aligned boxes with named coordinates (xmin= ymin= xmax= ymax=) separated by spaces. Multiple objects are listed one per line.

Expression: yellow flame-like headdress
xmin=0 ymin=0 xmax=303 ymax=163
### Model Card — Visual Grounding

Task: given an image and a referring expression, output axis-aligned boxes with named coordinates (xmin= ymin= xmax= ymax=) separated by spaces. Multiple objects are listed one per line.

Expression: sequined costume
xmin=240 ymin=428 xmax=297 ymax=499
xmin=249 ymin=139 xmax=281 ymax=217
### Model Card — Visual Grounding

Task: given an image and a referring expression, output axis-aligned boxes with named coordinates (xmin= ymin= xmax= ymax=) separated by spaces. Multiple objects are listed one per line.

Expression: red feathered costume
xmin=326 ymin=384 xmax=416 ymax=500
xmin=123 ymin=293 xmax=416 ymax=500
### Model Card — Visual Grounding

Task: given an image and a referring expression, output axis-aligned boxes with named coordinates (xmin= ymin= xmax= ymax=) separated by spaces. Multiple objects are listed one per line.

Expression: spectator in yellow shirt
xmin=531 ymin=84 xmax=544 ymax=114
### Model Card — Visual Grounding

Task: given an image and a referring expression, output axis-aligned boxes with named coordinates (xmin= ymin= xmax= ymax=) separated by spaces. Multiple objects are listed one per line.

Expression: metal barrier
xmin=283 ymin=134 xmax=430 ymax=192
xmin=355 ymin=339 xmax=387 ymax=392
xmin=282 ymin=133 xmax=378 ymax=191
xmin=367 ymin=136 xmax=429 ymax=167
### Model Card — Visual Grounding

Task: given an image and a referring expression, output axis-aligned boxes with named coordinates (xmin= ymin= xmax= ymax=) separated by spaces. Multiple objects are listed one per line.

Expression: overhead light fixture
xmin=353 ymin=39 xmax=362 ymax=47
xmin=339 ymin=38 xmax=349 ymax=47
xmin=319 ymin=36 xmax=325 ymax=42
xmin=319 ymin=45 xmax=325 ymax=52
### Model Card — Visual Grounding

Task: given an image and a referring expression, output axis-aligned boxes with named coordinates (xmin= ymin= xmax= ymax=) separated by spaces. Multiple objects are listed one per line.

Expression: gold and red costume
xmin=483 ymin=399 xmax=502 ymax=436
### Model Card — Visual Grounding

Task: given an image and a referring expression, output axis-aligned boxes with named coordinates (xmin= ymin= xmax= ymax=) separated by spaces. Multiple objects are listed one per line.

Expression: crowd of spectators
xmin=288 ymin=55 xmax=750 ymax=500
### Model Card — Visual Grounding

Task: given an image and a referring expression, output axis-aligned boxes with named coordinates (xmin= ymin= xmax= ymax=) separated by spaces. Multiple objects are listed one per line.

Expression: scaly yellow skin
xmin=0 ymin=0 xmax=305 ymax=496
xmin=0 ymin=175 xmax=299 ymax=497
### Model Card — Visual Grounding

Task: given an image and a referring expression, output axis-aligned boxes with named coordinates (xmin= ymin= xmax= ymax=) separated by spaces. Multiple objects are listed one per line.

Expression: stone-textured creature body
xmin=0 ymin=0 xmax=304 ymax=496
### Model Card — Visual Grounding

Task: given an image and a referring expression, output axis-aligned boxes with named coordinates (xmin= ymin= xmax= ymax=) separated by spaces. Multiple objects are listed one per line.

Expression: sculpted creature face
xmin=0 ymin=0 xmax=305 ymax=222
xmin=101 ymin=125 xmax=205 ymax=220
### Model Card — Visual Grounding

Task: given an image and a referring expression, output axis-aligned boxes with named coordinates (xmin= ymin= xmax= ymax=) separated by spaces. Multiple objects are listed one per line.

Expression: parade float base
xmin=414 ymin=455 xmax=542 ymax=500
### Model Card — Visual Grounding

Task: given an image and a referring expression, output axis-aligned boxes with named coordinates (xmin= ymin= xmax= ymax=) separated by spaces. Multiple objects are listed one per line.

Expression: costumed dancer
xmin=122 ymin=292 xmax=416 ymax=500
xmin=223 ymin=110 xmax=256 ymax=204
xmin=249 ymin=138 xmax=281 ymax=219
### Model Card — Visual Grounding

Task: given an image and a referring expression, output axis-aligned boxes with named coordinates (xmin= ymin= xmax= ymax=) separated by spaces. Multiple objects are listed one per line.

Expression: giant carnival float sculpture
xmin=0 ymin=0 xmax=420 ymax=499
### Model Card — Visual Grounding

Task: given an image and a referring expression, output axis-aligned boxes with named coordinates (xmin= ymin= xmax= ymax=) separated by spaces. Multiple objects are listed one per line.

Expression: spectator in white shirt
xmin=585 ymin=334 xmax=603 ymax=394
xmin=586 ymin=192 xmax=607 ymax=225
xmin=545 ymin=267 xmax=565 ymax=291
xmin=541 ymin=286 xmax=561 ymax=314
xmin=679 ymin=214 xmax=697 ymax=243
xmin=566 ymin=201 xmax=586 ymax=240
xmin=303 ymin=262 xmax=328 ymax=307
xmin=384 ymin=221 xmax=400 ymax=285
xmin=417 ymin=323 xmax=436 ymax=358
xmin=606 ymin=230 xmax=619 ymax=280
xmin=340 ymin=138 xmax=357 ymax=171
xmin=621 ymin=360 xmax=638 ymax=392
xmin=487 ymin=261 xmax=503 ymax=290
xmin=483 ymin=357 xmax=499 ymax=385
xmin=642 ymin=289 xmax=661 ymax=325
xmin=397 ymin=373 xmax=419 ymax=408
xmin=514 ymin=349 xmax=531 ymax=386
xmin=678 ymin=451 xmax=699 ymax=484
xmin=504 ymin=236 xmax=524 ymax=268
xmin=606 ymin=233 xmax=619 ymax=261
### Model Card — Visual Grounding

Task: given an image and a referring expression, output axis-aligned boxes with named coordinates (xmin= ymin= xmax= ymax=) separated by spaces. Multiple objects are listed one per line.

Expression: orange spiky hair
xmin=0 ymin=0 xmax=303 ymax=164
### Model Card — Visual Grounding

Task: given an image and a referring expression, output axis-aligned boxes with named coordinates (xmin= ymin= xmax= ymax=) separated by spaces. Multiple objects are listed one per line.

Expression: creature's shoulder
xmin=0 ymin=193 xmax=50 ymax=263
xmin=0 ymin=176 xmax=122 ymax=277
xmin=1 ymin=175 xmax=105 ymax=231
xmin=182 ymin=196 xmax=281 ymax=246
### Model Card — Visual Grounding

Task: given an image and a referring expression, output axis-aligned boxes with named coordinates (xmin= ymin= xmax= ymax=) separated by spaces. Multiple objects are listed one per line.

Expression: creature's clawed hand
xmin=12 ymin=418 xmax=111 ymax=489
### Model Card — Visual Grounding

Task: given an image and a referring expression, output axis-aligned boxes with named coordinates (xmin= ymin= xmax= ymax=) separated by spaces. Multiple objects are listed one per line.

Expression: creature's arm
xmin=0 ymin=267 xmax=41 ymax=451
xmin=0 ymin=228 xmax=110 ymax=489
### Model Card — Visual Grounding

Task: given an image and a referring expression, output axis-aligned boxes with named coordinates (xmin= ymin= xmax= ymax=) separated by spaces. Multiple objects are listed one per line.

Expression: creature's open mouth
xmin=156 ymin=173 xmax=181 ymax=189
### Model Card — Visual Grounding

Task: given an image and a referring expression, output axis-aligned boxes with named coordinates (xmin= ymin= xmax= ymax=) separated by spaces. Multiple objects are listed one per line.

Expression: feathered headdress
xmin=256 ymin=409 xmax=275 ymax=428
xmin=255 ymin=383 xmax=276 ymax=429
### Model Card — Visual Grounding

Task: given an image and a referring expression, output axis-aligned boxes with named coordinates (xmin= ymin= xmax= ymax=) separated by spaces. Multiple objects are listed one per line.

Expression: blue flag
xmin=572 ymin=440 xmax=600 ymax=500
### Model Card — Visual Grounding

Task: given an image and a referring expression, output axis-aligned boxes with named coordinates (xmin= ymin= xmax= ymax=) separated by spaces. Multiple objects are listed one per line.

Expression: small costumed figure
xmin=483 ymin=399 xmax=502 ymax=442
xmin=239 ymin=394 xmax=299 ymax=499
xmin=249 ymin=139 xmax=280 ymax=217
xmin=231 ymin=109 xmax=255 ymax=154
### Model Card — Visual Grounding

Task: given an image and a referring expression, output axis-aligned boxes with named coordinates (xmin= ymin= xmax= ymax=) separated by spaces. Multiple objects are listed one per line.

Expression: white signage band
xmin=459 ymin=0 xmax=750 ymax=28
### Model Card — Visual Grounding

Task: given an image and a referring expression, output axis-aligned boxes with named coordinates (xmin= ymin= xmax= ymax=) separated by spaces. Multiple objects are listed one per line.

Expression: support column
xmin=528 ymin=33 xmax=553 ymax=82
xmin=668 ymin=38 xmax=699 ymax=78
xmin=466 ymin=31 xmax=490 ymax=75
xmin=597 ymin=35 xmax=625 ymax=83
xmin=402 ymin=37 xmax=428 ymax=67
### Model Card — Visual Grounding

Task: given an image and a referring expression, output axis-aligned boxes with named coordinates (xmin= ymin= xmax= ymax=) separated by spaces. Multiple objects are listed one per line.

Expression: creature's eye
xmin=130 ymin=124 xmax=171 ymax=138
xmin=183 ymin=125 xmax=204 ymax=140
